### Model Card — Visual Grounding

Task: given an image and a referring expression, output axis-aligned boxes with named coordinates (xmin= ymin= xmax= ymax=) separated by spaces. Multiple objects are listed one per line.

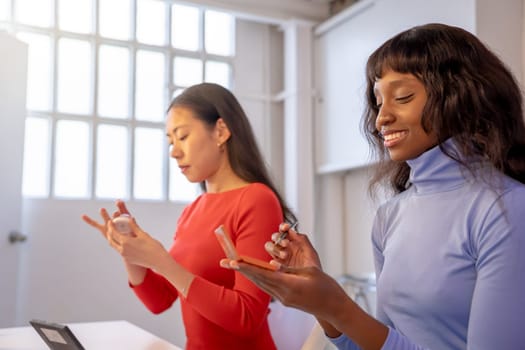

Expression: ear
xmin=215 ymin=118 xmax=231 ymax=145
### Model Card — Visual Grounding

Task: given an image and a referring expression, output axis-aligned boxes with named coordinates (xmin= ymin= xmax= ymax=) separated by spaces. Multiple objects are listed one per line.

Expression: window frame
xmin=1 ymin=0 xmax=235 ymax=202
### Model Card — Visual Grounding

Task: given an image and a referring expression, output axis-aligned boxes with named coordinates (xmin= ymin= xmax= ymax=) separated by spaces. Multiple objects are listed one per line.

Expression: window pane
xmin=16 ymin=32 xmax=52 ymax=111
xmin=171 ymin=4 xmax=199 ymax=51
xmin=54 ymin=120 xmax=90 ymax=198
xmin=134 ymin=128 xmax=164 ymax=200
xmin=205 ymin=10 xmax=234 ymax=56
xmin=0 ymin=0 xmax=9 ymax=21
xmin=99 ymin=0 xmax=130 ymax=40
xmin=22 ymin=117 xmax=50 ymax=197
xmin=57 ymin=38 xmax=92 ymax=114
xmin=15 ymin=0 xmax=53 ymax=27
xmin=205 ymin=61 xmax=231 ymax=88
xmin=96 ymin=124 xmax=129 ymax=199
xmin=173 ymin=56 xmax=202 ymax=87
xmin=135 ymin=50 xmax=165 ymax=122
xmin=58 ymin=0 xmax=92 ymax=34
xmin=98 ymin=45 xmax=130 ymax=118
xmin=137 ymin=0 xmax=165 ymax=46
xmin=169 ymin=158 xmax=198 ymax=202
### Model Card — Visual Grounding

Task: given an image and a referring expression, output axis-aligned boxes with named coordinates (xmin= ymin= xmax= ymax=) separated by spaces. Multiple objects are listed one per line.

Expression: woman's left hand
xmin=221 ymin=259 xmax=349 ymax=324
xmin=109 ymin=216 xmax=171 ymax=270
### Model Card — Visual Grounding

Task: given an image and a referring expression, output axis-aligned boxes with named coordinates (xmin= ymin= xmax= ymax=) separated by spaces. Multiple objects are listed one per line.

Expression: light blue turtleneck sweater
xmin=331 ymin=141 xmax=525 ymax=349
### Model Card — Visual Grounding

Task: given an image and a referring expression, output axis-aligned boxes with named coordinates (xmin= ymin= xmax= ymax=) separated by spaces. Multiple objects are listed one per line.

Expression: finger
xmin=107 ymin=220 xmax=122 ymax=241
xmin=110 ymin=234 xmax=120 ymax=246
xmin=100 ymin=208 xmax=111 ymax=222
xmin=271 ymin=232 xmax=290 ymax=246
xmin=81 ymin=215 xmax=102 ymax=229
xmin=107 ymin=220 xmax=128 ymax=248
xmin=128 ymin=217 xmax=143 ymax=238
xmin=219 ymin=258 xmax=230 ymax=268
xmin=269 ymin=260 xmax=282 ymax=269
xmin=116 ymin=200 xmax=130 ymax=215
xmin=278 ymin=222 xmax=291 ymax=232
xmin=219 ymin=259 xmax=239 ymax=270
xmin=236 ymin=263 xmax=289 ymax=299
xmin=108 ymin=235 xmax=124 ymax=255
xmin=286 ymin=227 xmax=303 ymax=240
xmin=265 ymin=241 xmax=288 ymax=260
xmin=107 ymin=228 xmax=118 ymax=246
xmin=81 ymin=215 xmax=107 ymax=237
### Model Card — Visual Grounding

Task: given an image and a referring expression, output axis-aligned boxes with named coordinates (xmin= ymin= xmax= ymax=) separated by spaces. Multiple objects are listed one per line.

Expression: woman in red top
xmin=82 ymin=83 xmax=295 ymax=349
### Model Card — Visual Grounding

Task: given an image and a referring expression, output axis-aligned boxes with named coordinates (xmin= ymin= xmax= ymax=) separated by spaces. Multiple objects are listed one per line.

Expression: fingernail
xmin=270 ymin=261 xmax=281 ymax=269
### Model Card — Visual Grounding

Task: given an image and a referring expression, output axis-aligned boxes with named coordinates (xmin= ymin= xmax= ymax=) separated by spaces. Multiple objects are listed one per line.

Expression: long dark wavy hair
xmin=363 ymin=23 xmax=525 ymax=196
xmin=167 ymin=82 xmax=296 ymax=224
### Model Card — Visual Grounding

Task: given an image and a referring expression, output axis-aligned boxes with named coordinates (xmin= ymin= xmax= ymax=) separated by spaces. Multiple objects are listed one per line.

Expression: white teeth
xmin=383 ymin=131 xmax=405 ymax=141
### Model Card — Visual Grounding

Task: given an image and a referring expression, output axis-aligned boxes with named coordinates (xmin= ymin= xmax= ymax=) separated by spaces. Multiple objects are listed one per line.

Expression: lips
xmin=381 ymin=130 xmax=408 ymax=147
xmin=383 ymin=131 xmax=406 ymax=141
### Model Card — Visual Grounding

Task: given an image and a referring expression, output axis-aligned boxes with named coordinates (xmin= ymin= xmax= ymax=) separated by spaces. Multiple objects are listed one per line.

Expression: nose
xmin=170 ymin=144 xmax=182 ymax=159
xmin=375 ymin=113 xmax=394 ymax=132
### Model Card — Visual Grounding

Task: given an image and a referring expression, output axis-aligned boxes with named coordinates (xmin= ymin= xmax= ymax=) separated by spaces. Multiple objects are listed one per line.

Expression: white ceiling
xmin=180 ymin=0 xmax=332 ymax=23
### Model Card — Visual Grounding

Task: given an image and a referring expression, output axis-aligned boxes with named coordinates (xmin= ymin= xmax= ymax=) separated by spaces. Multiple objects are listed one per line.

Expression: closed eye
xmin=396 ymin=93 xmax=414 ymax=103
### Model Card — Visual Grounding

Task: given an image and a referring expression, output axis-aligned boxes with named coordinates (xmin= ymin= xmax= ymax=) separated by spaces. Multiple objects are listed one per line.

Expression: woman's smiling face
xmin=374 ymin=69 xmax=438 ymax=161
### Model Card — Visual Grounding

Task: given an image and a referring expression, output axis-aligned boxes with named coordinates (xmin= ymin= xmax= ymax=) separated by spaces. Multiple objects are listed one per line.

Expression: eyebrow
xmin=373 ymin=78 xmax=419 ymax=94
xmin=166 ymin=125 xmax=188 ymax=137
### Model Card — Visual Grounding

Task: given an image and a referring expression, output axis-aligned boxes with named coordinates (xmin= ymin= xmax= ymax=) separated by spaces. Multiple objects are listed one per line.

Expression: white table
xmin=0 ymin=320 xmax=182 ymax=350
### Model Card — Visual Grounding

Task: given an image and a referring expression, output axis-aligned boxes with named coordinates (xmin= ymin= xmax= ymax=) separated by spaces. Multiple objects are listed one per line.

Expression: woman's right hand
xmin=265 ymin=223 xmax=322 ymax=270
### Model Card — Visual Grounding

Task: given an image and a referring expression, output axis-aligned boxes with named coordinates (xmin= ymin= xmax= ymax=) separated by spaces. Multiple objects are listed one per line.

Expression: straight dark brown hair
xmin=168 ymin=83 xmax=297 ymax=224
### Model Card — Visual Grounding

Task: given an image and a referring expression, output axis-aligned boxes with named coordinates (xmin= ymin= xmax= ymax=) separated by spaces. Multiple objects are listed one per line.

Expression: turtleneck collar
xmin=405 ymin=139 xmax=470 ymax=194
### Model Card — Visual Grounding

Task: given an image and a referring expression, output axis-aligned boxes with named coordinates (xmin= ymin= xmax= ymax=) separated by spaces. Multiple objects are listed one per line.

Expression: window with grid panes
xmin=0 ymin=0 xmax=234 ymax=202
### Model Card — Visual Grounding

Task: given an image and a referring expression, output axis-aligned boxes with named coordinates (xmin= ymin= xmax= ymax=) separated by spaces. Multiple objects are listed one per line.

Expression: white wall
xmin=17 ymin=199 xmax=187 ymax=345
xmin=234 ymin=19 xmax=285 ymax=187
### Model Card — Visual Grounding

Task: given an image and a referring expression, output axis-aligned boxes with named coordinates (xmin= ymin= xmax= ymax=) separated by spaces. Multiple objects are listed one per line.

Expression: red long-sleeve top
xmin=132 ymin=183 xmax=281 ymax=349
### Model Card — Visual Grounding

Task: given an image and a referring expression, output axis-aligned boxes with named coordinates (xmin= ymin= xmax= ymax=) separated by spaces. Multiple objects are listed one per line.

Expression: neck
xmin=205 ymin=163 xmax=250 ymax=193
xmin=206 ymin=178 xmax=250 ymax=193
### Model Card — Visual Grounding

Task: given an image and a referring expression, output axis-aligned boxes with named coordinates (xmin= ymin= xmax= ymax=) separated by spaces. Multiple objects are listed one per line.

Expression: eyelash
xmin=396 ymin=93 xmax=414 ymax=103
xmin=375 ymin=93 xmax=414 ymax=108
xmin=167 ymin=134 xmax=188 ymax=147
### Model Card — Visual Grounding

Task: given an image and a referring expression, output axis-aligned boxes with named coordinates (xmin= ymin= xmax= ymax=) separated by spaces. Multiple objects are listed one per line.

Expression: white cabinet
xmin=313 ymin=0 xmax=522 ymax=173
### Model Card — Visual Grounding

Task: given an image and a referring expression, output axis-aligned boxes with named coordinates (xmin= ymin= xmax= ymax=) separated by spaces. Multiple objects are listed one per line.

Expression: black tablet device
xmin=29 ymin=319 xmax=85 ymax=350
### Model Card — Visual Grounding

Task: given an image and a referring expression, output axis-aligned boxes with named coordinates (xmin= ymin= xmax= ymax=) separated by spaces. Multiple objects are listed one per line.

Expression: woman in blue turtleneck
xmin=220 ymin=23 xmax=525 ymax=350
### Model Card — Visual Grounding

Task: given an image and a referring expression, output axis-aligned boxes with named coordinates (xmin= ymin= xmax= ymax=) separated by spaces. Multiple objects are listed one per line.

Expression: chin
xmin=388 ymin=148 xmax=427 ymax=162
xmin=388 ymin=151 xmax=405 ymax=162
xmin=186 ymin=175 xmax=205 ymax=184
